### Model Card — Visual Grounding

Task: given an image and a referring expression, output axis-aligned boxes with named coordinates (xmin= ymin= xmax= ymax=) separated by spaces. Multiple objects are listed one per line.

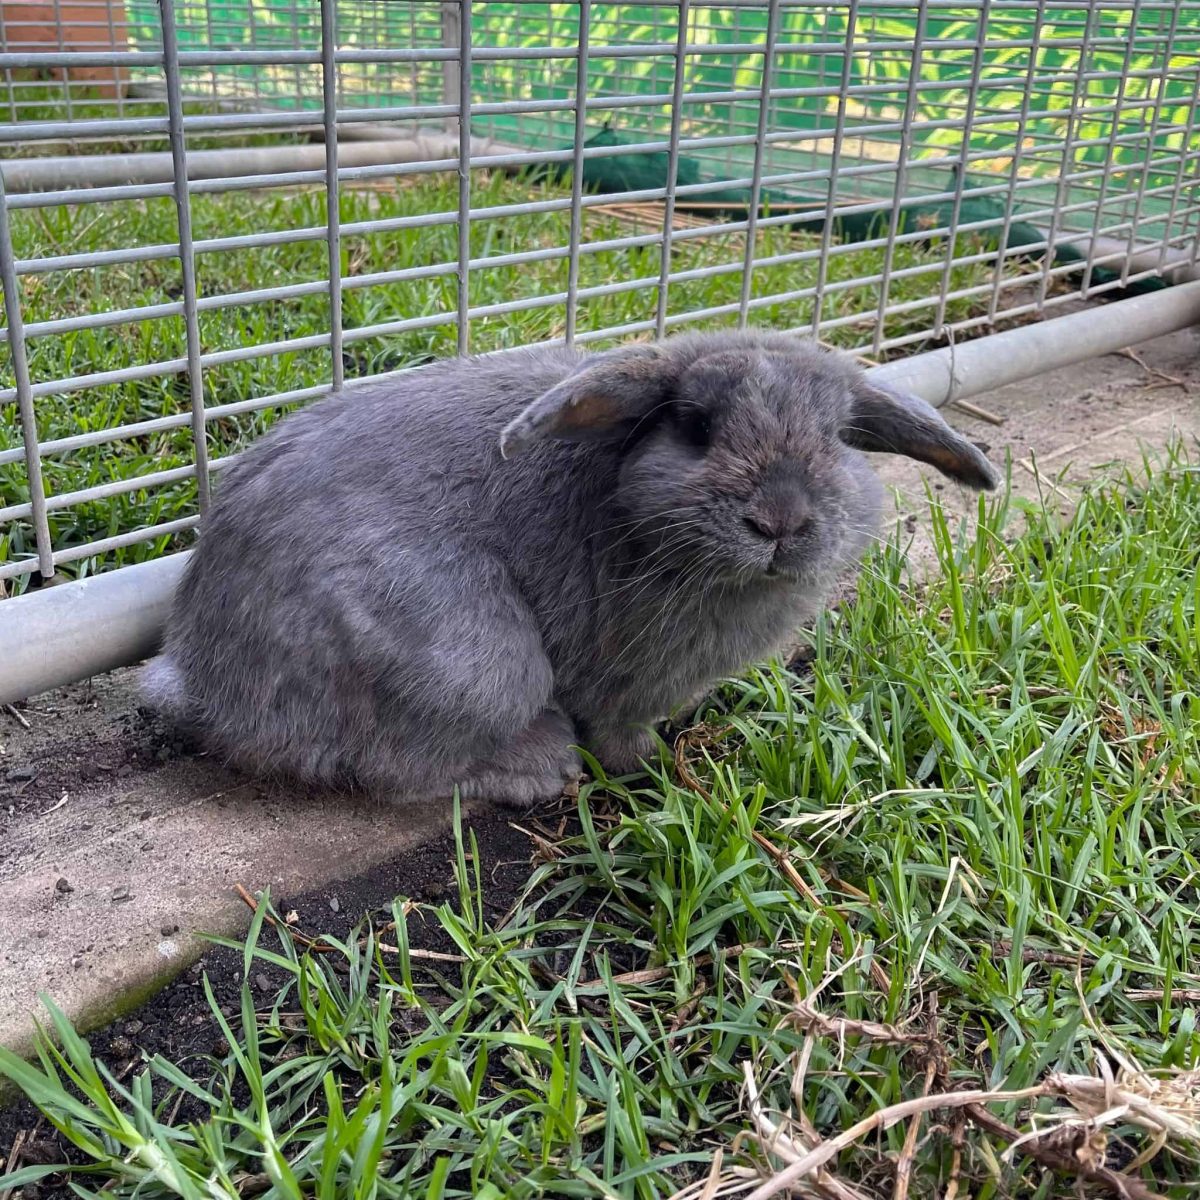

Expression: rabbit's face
xmin=500 ymin=331 xmax=997 ymax=586
xmin=615 ymin=350 xmax=881 ymax=585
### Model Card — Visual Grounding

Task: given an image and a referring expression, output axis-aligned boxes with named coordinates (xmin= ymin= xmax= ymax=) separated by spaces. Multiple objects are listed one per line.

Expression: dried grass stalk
xmin=673 ymin=993 xmax=1200 ymax=1200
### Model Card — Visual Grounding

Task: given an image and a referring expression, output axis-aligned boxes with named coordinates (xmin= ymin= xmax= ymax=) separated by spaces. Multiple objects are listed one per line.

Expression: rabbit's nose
xmin=744 ymin=514 xmax=779 ymax=541
xmin=744 ymin=510 xmax=813 ymax=544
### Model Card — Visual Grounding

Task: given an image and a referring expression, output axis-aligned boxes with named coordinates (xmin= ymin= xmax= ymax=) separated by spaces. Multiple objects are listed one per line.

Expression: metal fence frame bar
xmin=1081 ymin=0 xmax=1144 ymax=294
xmin=656 ymin=0 xmax=692 ymax=339
xmin=4 ymin=85 xmax=1192 ymax=197
xmin=933 ymin=0 xmax=992 ymax=337
xmin=0 ymin=457 xmax=234 ymax=526
xmin=738 ymin=0 xmax=782 ymax=327
xmin=871 ymin=1 xmax=928 ymax=356
xmin=1153 ymin=39 xmax=1200 ymax=278
xmin=1037 ymin=3 xmax=1101 ymax=310
xmin=3 ymin=172 xmax=1197 ymax=408
xmin=564 ymin=0 xmax=592 ymax=345
xmin=0 ymin=22 xmax=1191 ymax=76
xmin=9 ymin=140 xmax=1197 ymax=280
xmin=810 ymin=0 xmax=859 ymax=336
xmin=2 ymin=220 xmax=1190 ymax=476
xmin=455 ymin=0 xmax=473 ymax=354
xmin=6 ymin=64 xmax=1198 ymax=147
xmin=159 ymin=0 xmax=211 ymax=514
xmin=1122 ymin=0 xmax=1182 ymax=286
xmin=987 ymin=0 xmax=1047 ymax=321
xmin=320 ymin=0 xmax=344 ymax=392
xmin=0 ymin=169 xmax=54 ymax=581
xmin=4 ymin=159 xmax=1195 ymax=318
xmin=11 ymin=177 xmax=1193 ymax=352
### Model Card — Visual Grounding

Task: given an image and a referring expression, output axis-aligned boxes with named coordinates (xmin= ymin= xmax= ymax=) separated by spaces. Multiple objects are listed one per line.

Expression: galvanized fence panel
xmin=1 ymin=0 xmax=1199 ymax=594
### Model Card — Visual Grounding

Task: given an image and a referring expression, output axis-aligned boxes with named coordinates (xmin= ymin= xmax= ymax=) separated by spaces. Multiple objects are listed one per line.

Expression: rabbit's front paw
xmin=460 ymin=769 xmax=582 ymax=811
xmin=591 ymin=728 xmax=658 ymax=776
xmin=459 ymin=708 xmax=584 ymax=810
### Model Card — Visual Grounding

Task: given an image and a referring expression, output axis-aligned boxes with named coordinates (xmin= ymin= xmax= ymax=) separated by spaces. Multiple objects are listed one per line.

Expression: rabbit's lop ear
xmin=841 ymin=377 xmax=999 ymax=490
xmin=500 ymin=347 xmax=675 ymax=459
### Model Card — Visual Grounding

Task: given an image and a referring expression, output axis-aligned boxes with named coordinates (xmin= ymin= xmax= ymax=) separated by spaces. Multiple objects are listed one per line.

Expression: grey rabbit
xmin=141 ymin=330 xmax=996 ymax=807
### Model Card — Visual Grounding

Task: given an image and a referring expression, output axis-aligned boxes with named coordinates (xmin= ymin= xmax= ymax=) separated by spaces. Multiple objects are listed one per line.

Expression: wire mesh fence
xmin=1 ymin=1 xmax=1198 ymax=594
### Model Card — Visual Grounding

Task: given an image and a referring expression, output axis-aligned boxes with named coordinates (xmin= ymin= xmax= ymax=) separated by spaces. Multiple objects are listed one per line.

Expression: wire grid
xmin=1 ymin=1 xmax=1199 ymax=594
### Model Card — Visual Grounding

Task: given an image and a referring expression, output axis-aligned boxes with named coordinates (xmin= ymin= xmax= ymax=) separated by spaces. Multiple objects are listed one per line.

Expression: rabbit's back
xmin=213 ymin=347 xmax=585 ymax=528
xmin=145 ymin=347 xmax=594 ymax=788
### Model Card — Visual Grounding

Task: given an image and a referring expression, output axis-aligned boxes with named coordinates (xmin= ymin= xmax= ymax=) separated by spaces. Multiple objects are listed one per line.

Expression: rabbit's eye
xmin=677 ymin=408 xmax=713 ymax=449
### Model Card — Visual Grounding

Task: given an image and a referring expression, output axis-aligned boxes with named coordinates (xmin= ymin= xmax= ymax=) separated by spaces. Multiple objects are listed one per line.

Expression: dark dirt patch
xmin=0 ymin=805 xmax=552 ymax=1188
xmin=0 ymin=720 xmax=190 ymax=832
xmin=0 ymin=675 xmax=197 ymax=864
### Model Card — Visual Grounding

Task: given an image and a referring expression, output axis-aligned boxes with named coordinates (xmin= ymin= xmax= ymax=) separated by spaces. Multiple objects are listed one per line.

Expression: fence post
xmin=441 ymin=1 xmax=461 ymax=139
xmin=0 ymin=166 xmax=55 ymax=584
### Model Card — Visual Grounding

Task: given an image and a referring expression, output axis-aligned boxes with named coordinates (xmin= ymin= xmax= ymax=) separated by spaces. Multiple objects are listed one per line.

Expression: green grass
xmin=1 ymin=169 xmax=1034 ymax=593
xmin=3 ymin=448 xmax=1198 ymax=1197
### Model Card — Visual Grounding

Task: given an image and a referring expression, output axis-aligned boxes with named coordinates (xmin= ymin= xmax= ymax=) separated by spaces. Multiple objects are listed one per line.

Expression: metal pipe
xmin=5 ymin=125 xmax=1191 ymax=214
xmin=869 ymin=277 xmax=1200 ymax=403
xmin=1087 ymin=235 xmax=1200 ymax=285
xmin=4 ymin=279 xmax=1200 ymax=705
xmin=0 ymin=555 xmax=189 ymax=704
xmin=0 ymin=132 xmax=524 ymax=193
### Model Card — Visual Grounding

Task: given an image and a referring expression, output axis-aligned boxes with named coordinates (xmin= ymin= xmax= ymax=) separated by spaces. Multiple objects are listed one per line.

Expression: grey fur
xmin=142 ymin=331 xmax=996 ymax=807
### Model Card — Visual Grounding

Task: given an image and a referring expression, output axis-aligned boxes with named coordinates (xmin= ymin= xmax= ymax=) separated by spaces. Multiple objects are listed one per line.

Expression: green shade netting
xmin=525 ymin=125 xmax=1165 ymax=295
